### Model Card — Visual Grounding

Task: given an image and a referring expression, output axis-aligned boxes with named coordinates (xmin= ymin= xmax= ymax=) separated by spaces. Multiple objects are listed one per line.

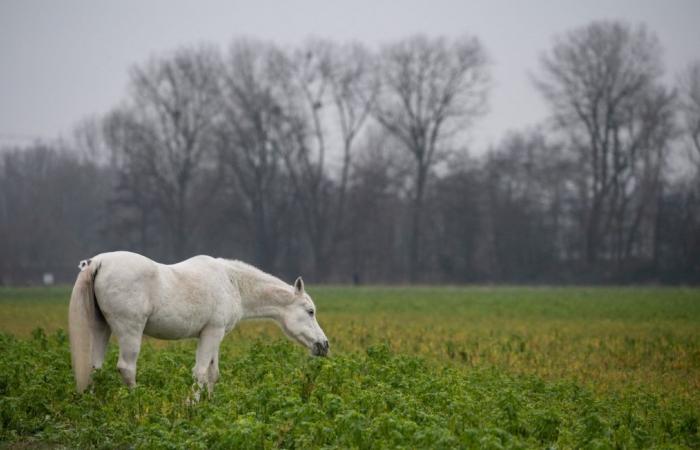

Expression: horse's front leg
xmin=193 ymin=326 xmax=224 ymax=398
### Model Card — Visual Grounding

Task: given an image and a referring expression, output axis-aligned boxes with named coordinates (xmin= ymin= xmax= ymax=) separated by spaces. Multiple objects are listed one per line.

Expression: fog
xmin=1 ymin=2 xmax=699 ymax=284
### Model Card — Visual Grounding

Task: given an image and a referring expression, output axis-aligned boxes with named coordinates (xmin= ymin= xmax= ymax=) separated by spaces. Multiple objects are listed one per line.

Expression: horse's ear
xmin=294 ymin=276 xmax=305 ymax=295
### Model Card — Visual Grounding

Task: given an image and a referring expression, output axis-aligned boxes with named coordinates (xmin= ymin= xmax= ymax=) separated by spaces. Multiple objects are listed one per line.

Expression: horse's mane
xmin=218 ymin=259 xmax=290 ymax=299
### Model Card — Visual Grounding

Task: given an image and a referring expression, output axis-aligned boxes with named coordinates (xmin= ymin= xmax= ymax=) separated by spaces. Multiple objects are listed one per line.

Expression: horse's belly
xmin=143 ymin=309 xmax=211 ymax=340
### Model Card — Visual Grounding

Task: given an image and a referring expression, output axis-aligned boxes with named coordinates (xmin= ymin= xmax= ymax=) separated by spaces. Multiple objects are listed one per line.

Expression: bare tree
xmin=73 ymin=117 xmax=111 ymax=164
xmin=217 ymin=39 xmax=293 ymax=271
xmin=103 ymin=110 xmax=161 ymax=254
xmin=480 ymin=130 xmax=576 ymax=280
xmin=104 ymin=46 xmax=222 ymax=260
xmin=679 ymin=61 xmax=700 ymax=164
xmin=429 ymin=158 xmax=483 ymax=282
xmin=675 ymin=61 xmax=700 ymax=278
xmin=535 ymin=21 xmax=675 ymax=265
xmin=0 ymin=144 xmax=107 ymax=283
xmin=326 ymin=42 xmax=380 ymax=240
xmin=374 ymin=34 xmax=490 ymax=282
xmin=343 ymin=126 xmax=406 ymax=283
xmin=278 ymin=39 xmax=379 ymax=279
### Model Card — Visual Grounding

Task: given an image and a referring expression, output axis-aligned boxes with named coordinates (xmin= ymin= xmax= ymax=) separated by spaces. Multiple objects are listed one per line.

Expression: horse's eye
xmin=307 ymin=309 xmax=314 ymax=317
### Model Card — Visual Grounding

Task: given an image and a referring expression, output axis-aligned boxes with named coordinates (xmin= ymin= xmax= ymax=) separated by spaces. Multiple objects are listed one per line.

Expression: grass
xmin=0 ymin=285 xmax=699 ymax=448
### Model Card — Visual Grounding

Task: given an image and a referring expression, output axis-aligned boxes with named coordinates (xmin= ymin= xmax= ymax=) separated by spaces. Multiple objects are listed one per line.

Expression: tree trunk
xmin=173 ymin=187 xmax=188 ymax=261
xmin=139 ymin=205 xmax=149 ymax=255
xmin=585 ymin=198 xmax=601 ymax=265
xmin=408 ymin=165 xmax=427 ymax=283
xmin=252 ymin=200 xmax=275 ymax=272
xmin=312 ymin=244 xmax=329 ymax=282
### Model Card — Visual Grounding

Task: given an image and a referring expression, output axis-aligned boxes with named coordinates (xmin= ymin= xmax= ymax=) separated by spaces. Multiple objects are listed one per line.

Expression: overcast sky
xmin=1 ymin=0 xmax=699 ymax=151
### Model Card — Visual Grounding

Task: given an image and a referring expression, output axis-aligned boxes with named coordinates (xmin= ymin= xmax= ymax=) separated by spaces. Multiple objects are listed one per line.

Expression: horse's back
xmin=93 ymin=252 xmax=221 ymax=290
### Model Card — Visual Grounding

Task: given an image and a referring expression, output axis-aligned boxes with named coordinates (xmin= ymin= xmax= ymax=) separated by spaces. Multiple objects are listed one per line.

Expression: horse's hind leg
xmin=208 ymin=348 xmax=220 ymax=387
xmin=91 ymin=319 xmax=111 ymax=369
xmin=96 ymin=290 xmax=148 ymax=388
xmin=193 ymin=327 xmax=224 ymax=396
xmin=116 ymin=333 xmax=143 ymax=388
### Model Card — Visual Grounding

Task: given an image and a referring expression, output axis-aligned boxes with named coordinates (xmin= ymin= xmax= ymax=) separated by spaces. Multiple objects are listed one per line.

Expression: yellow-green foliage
xmin=0 ymin=286 xmax=698 ymax=448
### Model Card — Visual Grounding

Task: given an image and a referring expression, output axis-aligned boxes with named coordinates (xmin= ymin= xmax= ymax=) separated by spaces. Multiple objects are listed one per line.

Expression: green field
xmin=1 ymin=286 xmax=699 ymax=448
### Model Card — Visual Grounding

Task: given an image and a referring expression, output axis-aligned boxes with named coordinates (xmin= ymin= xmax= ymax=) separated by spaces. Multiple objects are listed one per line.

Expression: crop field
xmin=1 ymin=286 xmax=699 ymax=448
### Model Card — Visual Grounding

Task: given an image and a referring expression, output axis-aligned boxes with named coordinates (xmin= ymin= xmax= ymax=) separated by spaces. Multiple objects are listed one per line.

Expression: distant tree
xmin=429 ymin=160 xmax=483 ymax=282
xmin=0 ymin=145 xmax=106 ymax=283
xmin=343 ymin=127 xmax=405 ymax=283
xmin=216 ymin=39 xmax=294 ymax=272
xmin=277 ymin=39 xmax=379 ymax=280
xmin=103 ymin=46 xmax=222 ymax=260
xmin=103 ymin=110 xmax=162 ymax=255
xmin=654 ymin=180 xmax=700 ymax=282
xmin=324 ymin=41 xmax=380 ymax=251
xmin=679 ymin=61 xmax=700 ymax=164
xmin=374 ymin=34 xmax=490 ymax=282
xmin=481 ymin=130 xmax=576 ymax=281
xmin=535 ymin=21 xmax=675 ymax=266
xmin=72 ymin=117 xmax=111 ymax=164
xmin=670 ymin=61 xmax=700 ymax=282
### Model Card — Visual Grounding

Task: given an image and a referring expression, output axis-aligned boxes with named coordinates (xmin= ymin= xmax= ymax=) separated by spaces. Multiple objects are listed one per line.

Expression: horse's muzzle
xmin=312 ymin=340 xmax=330 ymax=357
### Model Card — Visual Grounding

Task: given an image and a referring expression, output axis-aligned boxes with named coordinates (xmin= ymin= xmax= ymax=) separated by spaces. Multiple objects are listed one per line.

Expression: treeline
xmin=2 ymin=20 xmax=700 ymax=285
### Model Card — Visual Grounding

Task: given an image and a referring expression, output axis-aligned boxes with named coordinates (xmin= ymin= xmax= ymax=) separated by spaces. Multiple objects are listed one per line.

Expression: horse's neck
xmin=222 ymin=260 xmax=292 ymax=320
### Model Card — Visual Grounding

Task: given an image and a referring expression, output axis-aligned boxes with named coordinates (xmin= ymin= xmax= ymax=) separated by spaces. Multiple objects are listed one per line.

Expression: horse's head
xmin=279 ymin=277 xmax=329 ymax=357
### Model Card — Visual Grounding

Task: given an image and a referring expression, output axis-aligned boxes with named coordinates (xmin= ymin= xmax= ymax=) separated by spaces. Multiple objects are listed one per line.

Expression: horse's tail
xmin=69 ymin=258 xmax=101 ymax=393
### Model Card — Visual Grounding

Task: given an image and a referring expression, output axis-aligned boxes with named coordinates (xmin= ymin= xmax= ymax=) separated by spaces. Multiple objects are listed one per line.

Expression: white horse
xmin=69 ymin=251 xmax=329 ymax=394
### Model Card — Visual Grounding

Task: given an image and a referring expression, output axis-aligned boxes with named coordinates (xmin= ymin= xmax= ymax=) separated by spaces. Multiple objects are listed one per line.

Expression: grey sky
xmin=1 ymin=0 xmax=699 ymax=151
